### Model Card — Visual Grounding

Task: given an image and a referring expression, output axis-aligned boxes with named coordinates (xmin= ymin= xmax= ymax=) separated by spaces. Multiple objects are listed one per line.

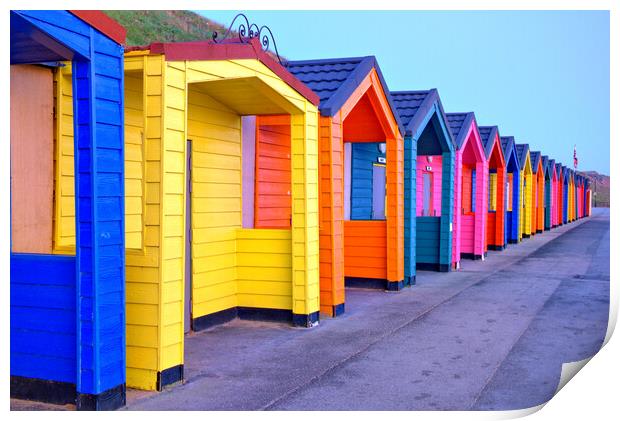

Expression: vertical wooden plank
xmin=74 ymin=28 xmax=126 ymax=398
xmin=386 ymin=131 xmax=404 ymax=283
xmin=290 ymin=105 xmax=320 ymax=321
xmin=404 ymin=134 xmax=416 ymax=282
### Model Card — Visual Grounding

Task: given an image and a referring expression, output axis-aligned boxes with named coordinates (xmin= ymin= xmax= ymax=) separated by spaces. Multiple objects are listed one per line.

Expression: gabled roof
xmin=389 ymin=89 xmax=453 ymax=146
xmin=70 ymin=11 xmax=126 ymax=45
xmin=126 ymin=38 xmax=320 ymax=106
xmin=446 ymin=112 xmax=477 ymax=149
xmin=286 ymin=56 xmax=403 ymax=133
xmin=541 ymin=155 xmax=549 ymax=175
xmin=500 ymin=136 xmax=519 ymax=169
xmin=515 ymin=143 xmax=530 ymax=170
xmin=478 ymin=125 xmax=500 ymax=159
xmin=530 ymin=151 xmax=542 ymax=173
xmin=548 ymin=159 xmax=556 ymax=177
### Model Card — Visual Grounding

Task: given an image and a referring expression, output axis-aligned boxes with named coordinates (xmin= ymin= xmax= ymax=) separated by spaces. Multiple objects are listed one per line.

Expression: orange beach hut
xmin=530 ymin=151 xmax=544 ymax=234
xmin=285 ymin=57 xmax=404 ymax=316
xmin=479 ymin=126 xmax=506 ymax=251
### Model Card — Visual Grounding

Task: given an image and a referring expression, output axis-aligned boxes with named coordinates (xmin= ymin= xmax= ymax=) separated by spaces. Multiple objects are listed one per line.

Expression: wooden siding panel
xmin=344 ymin=220 xmax=387 ymax=279
xmin=236 ymin=229 xmax=292 ymax=309
xmin=124 ymin=72 xmax=145 ymax=249
xmin=10 ymin=255 xmax=76 ymax=383
xmin=318 ymin=114 xmax=344 ymax=315
xmin=254 ymin=116 xmax=292 ymax=228
xmin=53 ymin=65 xmax=76 ymax=252
xmin=188 ymin=86 xmax=240 ymax=319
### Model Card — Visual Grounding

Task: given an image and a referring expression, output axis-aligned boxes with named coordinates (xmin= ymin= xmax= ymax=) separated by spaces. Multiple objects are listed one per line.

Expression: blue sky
xmin=197 ymin=10 xmax=610 ymax=174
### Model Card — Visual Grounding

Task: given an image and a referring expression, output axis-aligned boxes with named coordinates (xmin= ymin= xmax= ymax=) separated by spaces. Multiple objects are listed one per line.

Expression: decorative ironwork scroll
xmin=212 ymin=13 xmax=284 ymax=65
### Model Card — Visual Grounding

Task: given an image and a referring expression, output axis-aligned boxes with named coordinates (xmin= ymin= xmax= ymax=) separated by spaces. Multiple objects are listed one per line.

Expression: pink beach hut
xmin=550 ymin=160 xmax=559 ymax=227
xmin=446 ymin=112 xmax=488 ymax=266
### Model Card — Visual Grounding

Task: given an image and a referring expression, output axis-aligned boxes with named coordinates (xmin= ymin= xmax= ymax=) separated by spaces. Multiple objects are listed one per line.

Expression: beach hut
xmin=446 ymin=113 xmax=487 ymax=264
xmin=549 ymin=159 xmax=560 ymax=228
xmin=285 ymin=56 xmax=405 ymax=314
xmin=54 ymin=38 xmax=322 ymax=390
xmin=585 ymin=178 xmax=592 ymax=216
xmin=575 ymin=174 xmax=583 ymax=219
xmin=570 ymin=170 xmax=576 ymax=221
xmin=515 ymin=144 xmax=533 ymax=239
xmin=580 ymin=176 xmax=583 ymax=218
xmin=10 ymin=11 xmax=127 ymax=409
xmin=566 ymin=169 xmax=573 ymax=222
xmin=500 ymin=137 xmax=521 ymax=244
xmin=542 ymin=156 xmax=553 ymax=230
xmin=391 ymin=90 xmax=455 ymax=274
xmin=556 ymin=163 xmax=564 ymax=225
xmin=549 ymin=159 xmax=558 ymax=228
xmin=530 ymin=151 xmax=544 ymax=234
xmin=561 ymin=166 xmax=569 ymax=224
xmin=479 ymin=126 xmax=506 ymax=250
xmin=574 ymin=174 xmax=580 ymax=219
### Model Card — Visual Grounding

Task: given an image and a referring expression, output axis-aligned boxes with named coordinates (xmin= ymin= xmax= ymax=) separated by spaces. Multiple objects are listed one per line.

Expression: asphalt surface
xmin=11 ymin=208 xmax=610 ymax=411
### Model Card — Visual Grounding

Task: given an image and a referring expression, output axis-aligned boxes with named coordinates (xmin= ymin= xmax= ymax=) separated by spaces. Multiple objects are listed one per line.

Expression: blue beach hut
xmin=10 ymin=10 xmax=127 ymax=410
xmin=391 ymin=89 xmax=456 ymax=274
xmin=500 ymin=136 xmax=521 ymax=244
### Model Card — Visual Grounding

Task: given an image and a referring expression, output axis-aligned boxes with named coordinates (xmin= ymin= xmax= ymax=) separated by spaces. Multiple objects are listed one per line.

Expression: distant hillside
xmin=580 ymin=171 xmax=610 ymax=207
xmin=104 ymin=10 xmax=230 ymax=46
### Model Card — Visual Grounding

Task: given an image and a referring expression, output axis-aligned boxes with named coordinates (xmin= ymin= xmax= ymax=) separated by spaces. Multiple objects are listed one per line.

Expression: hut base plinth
xmin=416 ymin=263 xmax=451 ymax=273
xmin=77 ymin=383 xmax=126 ymax=411
xmin=345 ymin=277 xmax=404 ymax=292
xmin=11 ymin=376 xmax=75 ymax=406
xmin=292 ymin=311 xmax=320 ymax=328
xmin=156 ymin=365 xmax=184 ymax=392
xmin=193 ymin=307 xmax=320 ymax=330
xmin=461 ymin=253 xmax=484 ymax=260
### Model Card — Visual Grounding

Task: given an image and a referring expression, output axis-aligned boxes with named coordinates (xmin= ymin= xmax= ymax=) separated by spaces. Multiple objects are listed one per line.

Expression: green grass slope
xmin=104 ymin=10 xmax=230 ymax=46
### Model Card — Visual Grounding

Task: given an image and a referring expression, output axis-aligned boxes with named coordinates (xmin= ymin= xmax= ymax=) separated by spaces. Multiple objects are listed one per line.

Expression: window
xmin=350 ymin=142 xmax=386 ymax=220
xmin=507 ymin=173 xmax=513 ymax=211
xmin=489 ymin=172 xmax=497 ymax=211
xmin=371 ymin=164 xmax=386 ymax=220
xmin=422 ymin=172 xmax=433 ymax=216
xmin=471 ymin=169 xmax=476 ymax=213
xmin=462 ymin=166 xmax=473 ymax=214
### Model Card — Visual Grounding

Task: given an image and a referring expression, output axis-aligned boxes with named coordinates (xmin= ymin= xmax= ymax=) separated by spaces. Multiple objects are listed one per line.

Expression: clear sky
xmin=197 ymin=10 xmax=610 ymax=174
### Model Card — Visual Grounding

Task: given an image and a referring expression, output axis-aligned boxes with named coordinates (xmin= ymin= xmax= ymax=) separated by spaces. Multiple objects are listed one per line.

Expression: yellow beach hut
xmin=54 ymin=37 xmax=321 ymax=391
xmin=515 ymin=143 xmax=532 ymax=240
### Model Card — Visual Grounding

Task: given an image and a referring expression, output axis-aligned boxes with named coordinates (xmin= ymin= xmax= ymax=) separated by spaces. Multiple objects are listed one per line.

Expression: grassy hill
xmin=104 ymin=10 xmax=230 ymax=46
xmin=580 ymin=171 xmax=610 ymax=207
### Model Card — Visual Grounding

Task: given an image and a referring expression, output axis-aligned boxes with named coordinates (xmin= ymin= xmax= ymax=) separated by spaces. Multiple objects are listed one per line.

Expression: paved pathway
xmin=11 ymin=209 xmax=609 ymax=411
xmin=126 ymin=209 xmax=609 ymax=410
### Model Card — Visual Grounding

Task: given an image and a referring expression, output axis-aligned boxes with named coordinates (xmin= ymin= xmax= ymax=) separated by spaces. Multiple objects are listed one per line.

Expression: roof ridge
xmin=287 ymin=56 xmax=371 ymax=66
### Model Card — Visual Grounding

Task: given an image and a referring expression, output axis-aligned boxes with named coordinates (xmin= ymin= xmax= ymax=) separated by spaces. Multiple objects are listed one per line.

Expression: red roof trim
xmin=129 ymin=38 xmax=319 ymax=106
xmin=69 ymin=11 xmax=127 ymax=45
